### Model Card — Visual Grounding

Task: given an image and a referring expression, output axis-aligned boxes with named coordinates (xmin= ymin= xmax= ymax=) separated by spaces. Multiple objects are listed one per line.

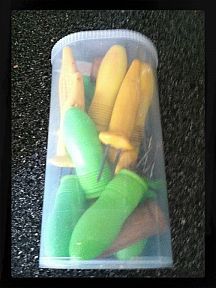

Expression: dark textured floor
xmin=11 ymin=10 xmax=205 ymax=278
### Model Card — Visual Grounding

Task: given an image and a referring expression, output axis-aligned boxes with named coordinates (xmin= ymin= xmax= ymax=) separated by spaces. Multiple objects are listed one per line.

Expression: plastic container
xmin=39 ymin=29 xmax=173 ymax=269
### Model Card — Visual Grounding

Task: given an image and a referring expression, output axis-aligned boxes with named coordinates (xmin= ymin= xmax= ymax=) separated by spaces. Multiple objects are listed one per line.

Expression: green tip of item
xmin=69 ymin=169 xmax=150 ymax=260
xmin=63 ymin=107 xmax=112 ymax=199
xmin=114 ymin=169 xmax=157 ymax=203
xmin=116 ymin=239 xmax=148 ymax=260
xmin=44 ymin=175 xmax=86 ymax=257
xmin=83 ymin=75 xmax=95 ymax=110
xmin=146 ymin=178 xmax=167 ymax=192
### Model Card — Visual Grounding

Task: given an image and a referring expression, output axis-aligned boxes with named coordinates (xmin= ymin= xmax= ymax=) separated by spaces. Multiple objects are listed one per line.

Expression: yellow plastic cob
xmin=88 ymin=45 xmax=128 ymax=132
xmin=50 ymin=46 xmax=85 ymax=167
xmin=98 ymin=59 xmax=142 ymax=177
xmin=112 ymin=62 xmax=155 ymax=173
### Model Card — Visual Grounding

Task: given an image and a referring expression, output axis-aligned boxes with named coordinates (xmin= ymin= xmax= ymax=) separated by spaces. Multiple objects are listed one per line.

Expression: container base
xmin=39 ymin=256 xmax=173 ymax=269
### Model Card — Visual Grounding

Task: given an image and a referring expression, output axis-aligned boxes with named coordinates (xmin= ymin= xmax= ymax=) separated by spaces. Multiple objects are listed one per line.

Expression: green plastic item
xmin=69 ymin=169 xmax=153 ymax=260
xmin=115 ymin=188 xmax=156 ymax=260
xmin=116 ymin=239 xmax=148 ymax=260
xmin=44 ymin=175 xmax=86 ymax=257
xmin=83 ymin=75 xmax=95 ymax=110
xmin=63 ymin=107 xmax=112 ymax=199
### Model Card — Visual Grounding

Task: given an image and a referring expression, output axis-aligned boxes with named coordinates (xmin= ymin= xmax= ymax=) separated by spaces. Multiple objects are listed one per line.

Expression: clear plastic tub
xmin=39 ymin=29 xmax=173 ymax=269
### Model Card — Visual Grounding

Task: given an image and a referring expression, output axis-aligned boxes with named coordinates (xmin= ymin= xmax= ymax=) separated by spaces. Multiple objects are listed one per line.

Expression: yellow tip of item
xmin=130 ymin=62 xmax=155 ymax=149
xmin=96 ymin=59 xmax=142 ymax=179
xmin=49 ymin=130 xmax=75 ymax=167
xmin=103 ymin=61 xmax=155 ymax=175
xmin=61 ymin=46 xmax=77 ymax=75
xmin=99 ymin=131 xmax=134 ymax=151
xmin=88 ymin=44 xmax=128 ymax=132
xmin=49 ymin=155 xmax=75 ymax=168
xmin=59 ymin=47 xmax=85 ymax=112
xmin=63 ymin=71 xmax=85 ymax=111
xmin=108 ymin=59 xmax=142 ymax=139
xmin=140 ymin=62 xmax=155 ymax=99
xmin=51 ymin=47 xmax=84 ymax=168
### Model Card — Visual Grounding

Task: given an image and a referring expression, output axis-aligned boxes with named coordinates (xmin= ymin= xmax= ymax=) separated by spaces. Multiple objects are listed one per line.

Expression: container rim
xmin=51 ymin=29 xmax=158 ymax=67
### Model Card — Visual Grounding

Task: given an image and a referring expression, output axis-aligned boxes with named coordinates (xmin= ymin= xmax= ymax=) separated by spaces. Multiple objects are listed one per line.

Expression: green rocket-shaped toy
xmin=63 ymin=107 xmax=112 ymax=199
xmin=44 ymin=175 xmax=86 ymax=257
xmin=69 ymin=169 xmax=155 ymax=259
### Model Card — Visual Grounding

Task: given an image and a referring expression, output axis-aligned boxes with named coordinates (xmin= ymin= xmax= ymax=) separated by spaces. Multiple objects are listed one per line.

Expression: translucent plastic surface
xmin=39 ymin=29 xmax=173 ymax=269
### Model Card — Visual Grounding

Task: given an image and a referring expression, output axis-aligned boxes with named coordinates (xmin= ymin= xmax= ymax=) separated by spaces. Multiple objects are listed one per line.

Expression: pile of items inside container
xmin=44 ymin=45 xmax=168 ymax=260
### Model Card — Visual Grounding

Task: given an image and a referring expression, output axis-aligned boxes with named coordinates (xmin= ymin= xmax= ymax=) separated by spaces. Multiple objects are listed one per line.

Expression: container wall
xmin=39 ymin=30 xmax=173 ymax=269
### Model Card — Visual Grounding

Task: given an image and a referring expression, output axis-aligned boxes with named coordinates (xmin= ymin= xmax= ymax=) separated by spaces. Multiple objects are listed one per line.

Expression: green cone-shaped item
xmin=116 ymin=239 xmax=148 ymax=260
xmin=44 ymin=175 xmax=86 ymax=257
xmin=63 ymin=107 xmax=112 ymax=199
xmin=69 ymin=169 xmax=151 ymax=260
xmin=115 ymin=188 xmax=156 ymax=260
xmin=83 ymin=75 xmax=95 ymax=110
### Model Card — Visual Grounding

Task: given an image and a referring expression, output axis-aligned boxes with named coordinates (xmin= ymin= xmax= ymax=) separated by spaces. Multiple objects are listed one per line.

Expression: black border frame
xmin=1 ymin=0 xmax=215 ymax=286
